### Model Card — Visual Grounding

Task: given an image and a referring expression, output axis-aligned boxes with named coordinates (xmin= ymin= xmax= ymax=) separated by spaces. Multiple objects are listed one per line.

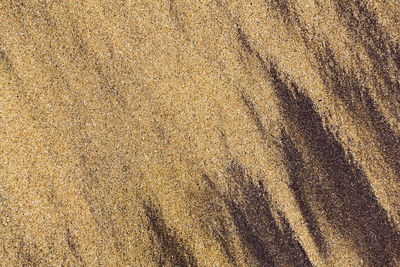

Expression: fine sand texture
xmin=1 ymin=1 xmax=400 ymax=266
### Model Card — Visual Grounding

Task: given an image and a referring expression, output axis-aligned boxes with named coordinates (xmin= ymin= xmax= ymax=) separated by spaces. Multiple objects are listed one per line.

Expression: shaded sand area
xmin=1 ymin=0 xmax=400 ymax=266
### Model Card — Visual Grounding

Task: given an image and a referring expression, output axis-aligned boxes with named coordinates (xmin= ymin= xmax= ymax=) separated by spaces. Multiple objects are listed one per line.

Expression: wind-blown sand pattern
xmin=0 ymin=1 xmax=399 ymax=266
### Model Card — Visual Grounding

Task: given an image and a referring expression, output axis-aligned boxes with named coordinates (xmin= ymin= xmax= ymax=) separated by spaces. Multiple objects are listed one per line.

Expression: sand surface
xmin=1 ymin=0 xmax=400 ymax=266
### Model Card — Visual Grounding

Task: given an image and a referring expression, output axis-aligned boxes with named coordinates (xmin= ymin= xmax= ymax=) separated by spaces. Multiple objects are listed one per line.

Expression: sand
xmin=0 ymin=0 xmax=399 ymax=266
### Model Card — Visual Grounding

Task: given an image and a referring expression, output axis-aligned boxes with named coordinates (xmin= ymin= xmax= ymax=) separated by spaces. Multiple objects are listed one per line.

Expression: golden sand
xmin=0 ymin=0 xmax=399 ymax=266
